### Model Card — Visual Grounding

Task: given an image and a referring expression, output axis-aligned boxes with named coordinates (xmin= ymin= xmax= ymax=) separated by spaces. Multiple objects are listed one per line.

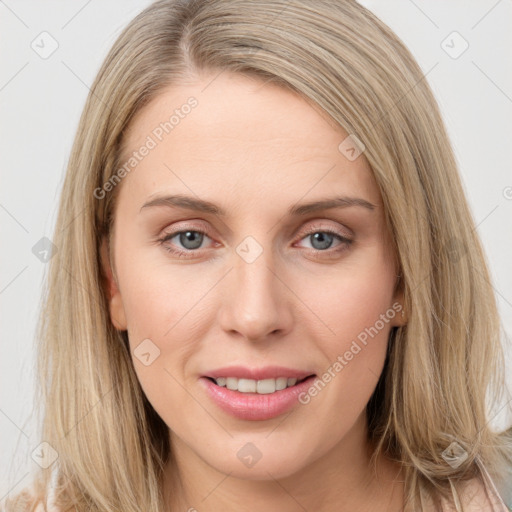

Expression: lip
xmin=200 ymin=371 xmax=317 ymax=421
xmin=204 ymin=365 xmax=314 ymax=381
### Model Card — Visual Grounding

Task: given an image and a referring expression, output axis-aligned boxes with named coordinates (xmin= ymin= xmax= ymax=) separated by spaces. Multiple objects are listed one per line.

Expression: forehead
xmin=118 ymin=71 xmax=381 ymax=210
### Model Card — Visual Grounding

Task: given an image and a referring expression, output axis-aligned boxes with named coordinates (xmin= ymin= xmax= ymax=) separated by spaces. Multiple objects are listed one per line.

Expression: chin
xmin=203 ymin=442 xmax=310 ymax=481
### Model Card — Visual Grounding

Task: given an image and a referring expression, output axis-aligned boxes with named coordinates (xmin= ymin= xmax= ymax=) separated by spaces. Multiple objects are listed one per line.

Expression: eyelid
xmin=159 ymin=219 xmax=352 ymax=242
xmin=158 ymin=220 xmax=212 ymax=238
xmin=296 ymin=220 xmax=354 ymax=240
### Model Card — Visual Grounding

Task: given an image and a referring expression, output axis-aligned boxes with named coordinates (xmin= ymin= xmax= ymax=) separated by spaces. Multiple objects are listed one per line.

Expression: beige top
xmin=435 ymin=461 xmax=510 ymax=512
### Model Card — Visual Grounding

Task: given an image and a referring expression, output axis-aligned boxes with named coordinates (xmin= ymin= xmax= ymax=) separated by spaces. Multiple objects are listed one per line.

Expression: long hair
xmin=6 ymin=1 xmax=511 ymax=510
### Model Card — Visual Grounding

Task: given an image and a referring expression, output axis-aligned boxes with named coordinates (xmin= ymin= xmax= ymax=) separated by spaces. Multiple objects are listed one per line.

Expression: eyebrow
xmin=140 ymin=194 xmax=376 ymax=216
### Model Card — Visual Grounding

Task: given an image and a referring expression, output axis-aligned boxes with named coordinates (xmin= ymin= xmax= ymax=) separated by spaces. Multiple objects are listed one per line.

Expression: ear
xmin=100 ymin=237 xmax=127 ymax=331
xmin=391 ymin=273 xmax=407 ymax=327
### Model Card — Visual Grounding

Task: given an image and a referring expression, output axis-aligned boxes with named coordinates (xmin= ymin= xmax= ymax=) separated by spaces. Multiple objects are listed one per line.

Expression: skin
xmin=102 ymin=71 xmax=408 ymax=512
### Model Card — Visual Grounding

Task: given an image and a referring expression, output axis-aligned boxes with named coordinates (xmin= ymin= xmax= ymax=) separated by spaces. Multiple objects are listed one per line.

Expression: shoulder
xmin=1 ymin=485 xmax=61 ymax=512
xmin=439 ymin=475 xmax=510 ymax=512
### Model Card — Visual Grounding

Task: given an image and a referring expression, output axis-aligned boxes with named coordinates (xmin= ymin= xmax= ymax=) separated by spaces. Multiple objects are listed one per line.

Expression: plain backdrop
xmin=1 ymin=0 xmax=511 ymax=500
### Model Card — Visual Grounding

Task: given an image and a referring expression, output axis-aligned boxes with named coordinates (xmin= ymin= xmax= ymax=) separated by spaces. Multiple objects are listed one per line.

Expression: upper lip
xmin=203 ymin=366 xmax=315 ymax=381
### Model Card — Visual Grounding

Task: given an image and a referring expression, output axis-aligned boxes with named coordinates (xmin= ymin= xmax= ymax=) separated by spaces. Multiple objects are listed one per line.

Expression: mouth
xmin=200 ymin=373 xmax=318 ymax=421
xmin=204 ymin=375 xmax=315 ymax=394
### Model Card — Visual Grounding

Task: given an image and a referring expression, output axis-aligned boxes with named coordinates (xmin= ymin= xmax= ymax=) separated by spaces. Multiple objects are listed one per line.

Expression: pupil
xmin=311 ymin=232 xmax=333 ymax=250
xmin=180 ymin=231 xmax=203 ymax=250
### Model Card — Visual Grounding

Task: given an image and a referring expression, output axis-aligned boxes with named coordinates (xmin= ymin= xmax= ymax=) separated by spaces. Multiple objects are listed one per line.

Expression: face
xmin=103 ymin=71 xmax=404 ymax=482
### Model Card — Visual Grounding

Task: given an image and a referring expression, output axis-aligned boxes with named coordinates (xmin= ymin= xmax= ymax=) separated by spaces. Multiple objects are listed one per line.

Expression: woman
xmin=5 ymin=0 xmax=512 ymax=510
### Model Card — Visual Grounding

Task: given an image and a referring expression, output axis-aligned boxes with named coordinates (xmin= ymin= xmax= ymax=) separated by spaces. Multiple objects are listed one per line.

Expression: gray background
xmin=1 ymin=0 xmax=511 ymax=499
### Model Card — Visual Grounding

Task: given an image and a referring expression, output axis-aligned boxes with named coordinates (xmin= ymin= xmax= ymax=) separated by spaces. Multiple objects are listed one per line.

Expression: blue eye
xmin=157 ymin=226 xmax=353 ymax=259
xmin=173 ymin=230 xmax=204 ymax=250
xmin=297 ymin=229 xmax=353 ymax=253
xmin=159 ymin=229 xmax=211 ymax=257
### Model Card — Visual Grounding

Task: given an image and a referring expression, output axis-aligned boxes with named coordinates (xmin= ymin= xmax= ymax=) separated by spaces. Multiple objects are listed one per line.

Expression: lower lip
xmin=200 ymin=375 xmax=317 ymax=421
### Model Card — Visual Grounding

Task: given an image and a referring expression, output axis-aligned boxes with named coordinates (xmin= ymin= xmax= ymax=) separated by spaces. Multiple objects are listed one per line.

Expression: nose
xmin=218 ymin=243 xmax=293 ymax=342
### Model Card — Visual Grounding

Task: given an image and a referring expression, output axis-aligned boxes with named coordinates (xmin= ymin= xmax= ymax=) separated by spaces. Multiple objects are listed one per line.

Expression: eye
xmin=295 ymin=227 xmax=353 ymax=255
xmin=157 ymin=223 xmax=353 ymax=259
xmin=158 ymin=228 xmax=215 ymax=258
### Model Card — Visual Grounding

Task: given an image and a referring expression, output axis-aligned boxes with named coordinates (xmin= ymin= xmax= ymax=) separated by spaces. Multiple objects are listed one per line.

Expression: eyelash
xmin=157 ymin=225 xmax=353 ymax=259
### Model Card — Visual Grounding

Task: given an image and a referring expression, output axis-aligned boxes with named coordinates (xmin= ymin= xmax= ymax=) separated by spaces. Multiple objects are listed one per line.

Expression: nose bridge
xmin=218 ymin=235 xmax=290 ymax=340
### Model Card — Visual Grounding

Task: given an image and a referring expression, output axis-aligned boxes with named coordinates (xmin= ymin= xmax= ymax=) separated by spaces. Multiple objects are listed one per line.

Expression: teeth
xmin=238 ymin=379 xmax=256 ymax=393
xmin=276 ymin=377 xmax=288 ymax=390
xmin=226 ymin=377 xmax=238 ymax=390
xmin=213 ymin=376 xmax=304 ymax=394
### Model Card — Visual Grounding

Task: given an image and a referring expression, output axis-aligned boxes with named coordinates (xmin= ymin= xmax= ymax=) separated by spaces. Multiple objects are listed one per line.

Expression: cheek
xmin=296 ymin=254 xmax=396 ymax=405
xmin=117 ymin=246 xmax=212 ymax=341
xmin=120 ymin=268 xmax=203 ymax=429
xmin=116 ymin=252 xmax=223 ymax=411
xmin=120 ymin=273 xmax=210 ymax=382
xmin=304 ymin=255 xmax=396 ymax=346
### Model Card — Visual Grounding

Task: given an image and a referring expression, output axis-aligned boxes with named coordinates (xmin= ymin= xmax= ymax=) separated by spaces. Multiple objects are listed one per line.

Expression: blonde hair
xmin=6 ymin=0 xmax=511 ymax=510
